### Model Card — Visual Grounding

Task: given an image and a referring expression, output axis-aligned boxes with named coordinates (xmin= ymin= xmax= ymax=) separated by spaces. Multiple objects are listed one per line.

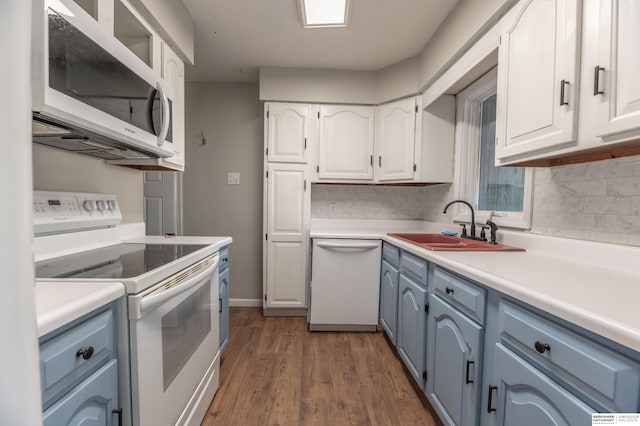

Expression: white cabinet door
xmin=495 ymin=0 xmax=581 ymax=162
xmin=375 ymin=98 xmax=416 ymax=182
xmin=264 ymin=164 xmax=309 ymax=309
xmin=265 ymin=103 xmax=313 ymax=163
xmin=595 ymin=0 xmax=640 ymax=140
xmin=162 ymin=42 xmax=185 ymax=170
xmin=318 ymin=105 xmax=374 ymax=181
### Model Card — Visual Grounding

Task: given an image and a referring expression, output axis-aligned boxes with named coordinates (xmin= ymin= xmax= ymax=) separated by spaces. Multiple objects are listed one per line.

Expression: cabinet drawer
xmin=219 ymin=246 xmax=229 ymax=272
xmin=499 ymin=300 xmax=640 ymax=412
xmin=432 ymin=267 xmax=485 ymax=325
xmin=382 ymin=242 xmax=399 ymax=267
xmin=400 ymin=251 xmax=428 ymax=287
xmin=40 ymin=308 xmax=115 ymax=408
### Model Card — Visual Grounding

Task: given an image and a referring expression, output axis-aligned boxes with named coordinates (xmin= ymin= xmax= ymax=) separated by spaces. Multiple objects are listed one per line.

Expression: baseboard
xmin=229 ymin=298 xmax=262 ymax=307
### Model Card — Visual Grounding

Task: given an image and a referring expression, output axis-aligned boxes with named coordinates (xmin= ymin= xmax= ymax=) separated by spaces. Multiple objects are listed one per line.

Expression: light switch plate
xmin=228 ymin=172 xmax=240 ymax=185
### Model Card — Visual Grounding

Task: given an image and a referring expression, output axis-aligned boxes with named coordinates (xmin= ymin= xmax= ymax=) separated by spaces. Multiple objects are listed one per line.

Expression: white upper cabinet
xmin=374 ymin=98 xmax=417 ymax=182
xmin=317 ymin=105 xmax=375 ymax=181
xmin=265 ymin=103 xmax=314 ymax=163
xmin=161 ymin=42 xmax=185 ymax=170
xmin=495 ymin=0 xmax=581 ymax=162
xmin=595 ymin=0 xmax=640 ymax=141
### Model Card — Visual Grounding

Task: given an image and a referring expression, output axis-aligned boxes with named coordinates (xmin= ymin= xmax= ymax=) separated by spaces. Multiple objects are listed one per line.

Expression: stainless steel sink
xmin=388 ymin=233 xmax=525 ymax=252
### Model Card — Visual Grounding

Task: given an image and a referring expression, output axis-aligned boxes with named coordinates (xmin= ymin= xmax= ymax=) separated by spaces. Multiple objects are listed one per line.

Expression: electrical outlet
xmin=228 ymin=172 xmax=240 ymax=185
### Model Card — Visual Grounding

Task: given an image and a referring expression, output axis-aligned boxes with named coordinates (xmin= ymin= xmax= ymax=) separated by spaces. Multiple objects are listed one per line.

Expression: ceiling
xmin=182 ymin=0 xmax=460 ymax=83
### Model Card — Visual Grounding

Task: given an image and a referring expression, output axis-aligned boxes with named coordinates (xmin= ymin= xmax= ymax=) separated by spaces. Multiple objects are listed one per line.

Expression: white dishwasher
xmin=309 ymin=238 xmax=382 ymax=331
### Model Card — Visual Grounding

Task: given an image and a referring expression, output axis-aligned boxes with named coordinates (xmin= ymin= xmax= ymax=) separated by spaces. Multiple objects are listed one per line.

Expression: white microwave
xmin=31 ymin=0 xmax=174 ymax=160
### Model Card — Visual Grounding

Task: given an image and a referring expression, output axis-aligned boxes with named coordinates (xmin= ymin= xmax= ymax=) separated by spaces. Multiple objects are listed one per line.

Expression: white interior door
xmin=144 ymin=171 xmax=181 ymax=236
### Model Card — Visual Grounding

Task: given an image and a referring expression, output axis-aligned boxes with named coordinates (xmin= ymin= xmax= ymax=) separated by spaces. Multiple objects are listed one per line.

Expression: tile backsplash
xmin=310 ymin=155 xmax=640 ymax=247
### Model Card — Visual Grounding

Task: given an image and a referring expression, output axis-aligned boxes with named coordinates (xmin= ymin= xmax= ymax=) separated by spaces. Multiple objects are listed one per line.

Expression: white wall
xmin=182 ymin=82 xmax=263 ymax=302
xmin=32 ymin=145 xmax=144 ymax=223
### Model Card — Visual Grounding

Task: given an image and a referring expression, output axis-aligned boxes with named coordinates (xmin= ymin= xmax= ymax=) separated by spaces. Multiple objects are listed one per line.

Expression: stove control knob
xmin=96 ymin=200 xmax=107 ymax=211
xmin=83 ymin=200 xmax=97 ymax=211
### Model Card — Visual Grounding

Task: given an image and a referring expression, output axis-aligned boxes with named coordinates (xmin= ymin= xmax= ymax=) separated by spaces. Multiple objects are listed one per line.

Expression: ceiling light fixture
xmin=299 ymin=0 xmax=351 ymax=28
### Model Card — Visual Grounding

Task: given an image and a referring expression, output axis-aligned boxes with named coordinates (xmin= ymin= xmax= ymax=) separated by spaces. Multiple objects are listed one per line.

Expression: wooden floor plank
xmin=202 ymin=307 xmax=437 ymax=425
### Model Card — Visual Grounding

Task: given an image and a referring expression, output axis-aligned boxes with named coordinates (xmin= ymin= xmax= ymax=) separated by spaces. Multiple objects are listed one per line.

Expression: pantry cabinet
xmin=265 ymin=103 xmax=315 ymax=163
xmin=495 ymin=0 xmax=581 ymax=162
xmin=263 ymin=163 xmax=309 ymax=310
xmin=595 ymin=0 xmax=640 ymax=141
xmin=317 ymin=105 xmax=375 ymax=181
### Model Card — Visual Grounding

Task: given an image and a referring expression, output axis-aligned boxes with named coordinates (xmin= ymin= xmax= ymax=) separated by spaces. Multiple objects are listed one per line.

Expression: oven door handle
xmin=134 ymin=257 xmax=219 ymax=318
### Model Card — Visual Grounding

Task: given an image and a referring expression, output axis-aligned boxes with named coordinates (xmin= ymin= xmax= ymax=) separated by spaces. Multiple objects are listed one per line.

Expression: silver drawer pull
xmin=534 ymin=341 xmax=551 ymax=354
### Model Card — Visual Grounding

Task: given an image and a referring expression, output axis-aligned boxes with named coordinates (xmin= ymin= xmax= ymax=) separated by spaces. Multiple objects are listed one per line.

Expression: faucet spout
xmin=443 ymin=200 xmax=476 ymax=238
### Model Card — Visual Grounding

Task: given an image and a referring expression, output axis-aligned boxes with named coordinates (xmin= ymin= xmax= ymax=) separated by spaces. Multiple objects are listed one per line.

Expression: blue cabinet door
xmin=379 ymin=258 xmax=399 ymax=345
xmin=486 ymin=345 xmax=595 ymax=426
xmin=219 ymin=268 xmax=230 ymax=354
xmin=397 ymin=274 xmax=428 ymax=387
xmin=427 ymin=295 xmax=484 ymax=426
xmin=43 ymin=359 xmax=118 ymax=426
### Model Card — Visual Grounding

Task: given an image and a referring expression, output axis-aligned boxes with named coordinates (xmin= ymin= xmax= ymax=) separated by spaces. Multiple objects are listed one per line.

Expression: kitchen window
xmin=454 ymin=68 xmax=534 ymax=229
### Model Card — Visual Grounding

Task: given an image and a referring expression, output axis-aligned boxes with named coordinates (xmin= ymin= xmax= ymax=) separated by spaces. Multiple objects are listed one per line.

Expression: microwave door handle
xmin=156 ymin=82 xmax=170 ymax=147
xmin=137 ymin=257 xmax=219 ymax=316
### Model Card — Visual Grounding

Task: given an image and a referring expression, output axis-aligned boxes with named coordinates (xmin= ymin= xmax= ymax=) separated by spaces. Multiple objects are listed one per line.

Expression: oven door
xmin=128 ymin=254 xmax=219 ymax=426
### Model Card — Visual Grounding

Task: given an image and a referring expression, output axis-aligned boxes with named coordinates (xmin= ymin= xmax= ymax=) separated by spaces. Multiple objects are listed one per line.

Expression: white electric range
xmin=34 ymin=190 xmax=232 ymax=426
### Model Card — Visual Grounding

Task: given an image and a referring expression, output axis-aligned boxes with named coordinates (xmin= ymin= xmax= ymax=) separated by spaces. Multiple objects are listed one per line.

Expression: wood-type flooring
xmin=202 ymin=307 xmax=438 ymax=426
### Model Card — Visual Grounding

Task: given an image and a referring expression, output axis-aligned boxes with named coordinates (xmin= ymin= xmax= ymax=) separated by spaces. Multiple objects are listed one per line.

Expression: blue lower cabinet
xmin=397 ymin=274 xmax=428 ymax=387
xmin=43 ymin=359 xmax=119 ymax=426
xmin=427 ymin=295 xmax=484 ymax=426
xmin=379 ymin=258 xmax=399 ymax=345
xmin=219 ymin=267 xmax=230 ymax=354
xmin=485 ymin=345 xmax=595 ymax=426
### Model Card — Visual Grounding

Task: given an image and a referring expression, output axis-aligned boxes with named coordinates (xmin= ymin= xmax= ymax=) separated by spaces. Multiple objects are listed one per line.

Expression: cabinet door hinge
xmin=425 ymin=303 xmax=429 ymax=313
xmin=317 ymin=111 xmax=320 ymax=119
xmin=413 ymin=164 xmax=417 ymax=172
xmin=304 ymin=138 xmax=307 ymax=149
xmin=304 ymin=180 xmax=307 ymax=191
xmin=266 ymin=147 xmax=269 ymax=156
xmin=265 ymin=233 xmax=268 ymax=240
xmin=415 ymin=104 xmax=418 ymax=113
xmin=266 ymin=110 xmax=269 ymax=118
xmin=266 ymin=170 xmax=268 ymax=178
xmin=423 ymin=370 xmax=428 ymax=381
xmin=316 ymin=165 xmax=319 ymax=173
xmin=264 ymin=294 xmax=267 ymax=302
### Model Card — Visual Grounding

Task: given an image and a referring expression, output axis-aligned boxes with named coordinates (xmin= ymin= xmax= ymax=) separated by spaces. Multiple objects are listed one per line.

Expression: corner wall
xmin=182 ymin=82 xmax=263 ymax=302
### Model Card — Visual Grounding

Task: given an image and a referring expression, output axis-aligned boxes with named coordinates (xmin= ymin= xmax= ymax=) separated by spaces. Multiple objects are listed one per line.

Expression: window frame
xmin=453 ymin=67 xmax=534 ymax=229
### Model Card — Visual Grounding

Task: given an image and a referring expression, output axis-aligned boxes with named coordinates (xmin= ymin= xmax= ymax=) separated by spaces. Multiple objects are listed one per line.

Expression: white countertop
xmin=311 ymin=218 xmax=640 ymax=353
xmin=36 ymin=281 xmax=125 ymax=337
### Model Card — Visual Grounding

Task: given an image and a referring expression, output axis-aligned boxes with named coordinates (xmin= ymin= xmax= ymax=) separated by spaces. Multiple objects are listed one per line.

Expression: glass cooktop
xmin=35 ymin=243 xmax=207 ymax=279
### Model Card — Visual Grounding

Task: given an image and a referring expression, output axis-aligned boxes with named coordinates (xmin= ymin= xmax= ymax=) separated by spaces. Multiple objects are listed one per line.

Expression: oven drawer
xmin=432 ymin=266 xmax=485 ymax=325
xmin=40 ymin=307 xmax=115 ymax=409
xmin=499 ymin=299 xmax=640 ymax=412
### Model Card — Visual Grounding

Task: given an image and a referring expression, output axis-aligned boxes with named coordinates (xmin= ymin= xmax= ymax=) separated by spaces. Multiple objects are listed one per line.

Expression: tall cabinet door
xmin=397 ymin=274 xmax=428 ymax=387
xmin=495 ymin=0 xmax=581 ymax=162
xmin=427 ymin=296 xmax=483 ymax=426
xmin=265 ymin=103 xmax=312 ymax=163
xmin=595 ymin=0 xmax=640 ymax=139
xmin=318 ymin=105 xmax=374 ymax=180
xmin=375 ymin=98 xmax=416 ymax=182
xmin=264 ymin=164 xmax=309 ymax=309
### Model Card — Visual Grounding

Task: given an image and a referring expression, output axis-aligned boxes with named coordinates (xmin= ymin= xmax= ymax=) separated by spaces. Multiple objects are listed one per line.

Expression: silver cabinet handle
xmin=594 ymin=66 xmax=605 ymax=95
xmin=560 ymin=80 xmax=570 ymax=106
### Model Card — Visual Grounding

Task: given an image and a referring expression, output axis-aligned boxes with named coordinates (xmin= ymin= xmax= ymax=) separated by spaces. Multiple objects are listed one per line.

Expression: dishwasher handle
xmin=316 ymin=241 xmax=379 ymax=251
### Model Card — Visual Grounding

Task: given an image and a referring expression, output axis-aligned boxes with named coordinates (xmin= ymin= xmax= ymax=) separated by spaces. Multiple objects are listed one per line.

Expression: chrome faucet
xmin=443 ymin=200 xmax=477 ymax=239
